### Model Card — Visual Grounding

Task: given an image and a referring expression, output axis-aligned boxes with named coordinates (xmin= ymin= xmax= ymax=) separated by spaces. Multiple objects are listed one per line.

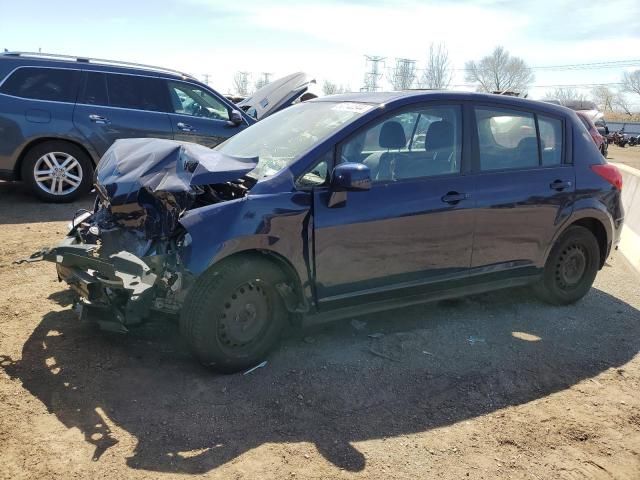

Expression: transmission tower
xmin=390 ymin=58 xmax=417 ymax=90
xmin=255 ymin=72 xmax=272 ymax=90
xmin=203 ymin=74 xmax=210 ymax=85
xmin=362 ymin=55 xmax=385 ymax=92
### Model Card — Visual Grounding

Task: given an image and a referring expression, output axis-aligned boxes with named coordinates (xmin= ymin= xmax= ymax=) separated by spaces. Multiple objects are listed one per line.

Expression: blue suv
xmin=0 ymin=52 xmax=314 ymax=202
xmin=28 ymin=91 xmax=624 ymax=373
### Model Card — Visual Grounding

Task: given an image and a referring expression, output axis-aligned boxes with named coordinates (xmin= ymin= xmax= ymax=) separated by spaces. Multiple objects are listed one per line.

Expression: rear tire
xmin=21 ymin=140 xmax=93 ymax=203
xmin=180 ymin=256 xmax=288 ymax=374
xmin=534 ymin=226 xmax=600 ymax=305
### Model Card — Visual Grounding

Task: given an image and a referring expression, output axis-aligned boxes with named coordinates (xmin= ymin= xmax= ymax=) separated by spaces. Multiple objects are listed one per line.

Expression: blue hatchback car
xmin=31 ymin=91 xmax=624 ymax=373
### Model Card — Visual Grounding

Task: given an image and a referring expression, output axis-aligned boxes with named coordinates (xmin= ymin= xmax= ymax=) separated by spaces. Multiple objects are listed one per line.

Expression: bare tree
xmin=233 ymin=71 xmax=250 ymax=96
xmin=544 ymin=87 xmax=587 ymax=104
xmin=420 ymin=43 xmax=452 ymax=89
xmin=322 ymin=80 xmax=347 ymax=95
xmin=591 ymin=86 xmax=616 ymax=111
xmin=614 ymin=93 xmax=634 ymax=116
xmin=622 ymin=70 xmax=640 ymax=97
xmin=465 ymin=46 xmax=534 ymax=94
xmin=388 ymin=58 xmax=417 ymax=90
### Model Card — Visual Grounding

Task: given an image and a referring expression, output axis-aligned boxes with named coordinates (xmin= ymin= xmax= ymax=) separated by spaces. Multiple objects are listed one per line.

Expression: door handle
xmin=176 ymin=122 xmax=196 ymax=132
xmin=441 ymin=192 xmax=469 ymax=204
xmin=88 ymin=114 xmax=109 ymax=124
xmin=549 ymin=180 xmax=572 ymax=191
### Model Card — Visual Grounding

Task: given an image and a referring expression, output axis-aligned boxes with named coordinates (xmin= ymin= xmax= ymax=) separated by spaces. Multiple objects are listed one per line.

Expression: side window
xmin=0 ymin=67 xmax=80 ymax=102
xmin=538 ymin=115 xmax=563 ymax=166
xmin=79 ymin=72 xmax=108 ymax=106
xmin=475 ymin=107 xmax=538 ymax=171
xmin=167 ymin=81 xmax=230 ymax=121
xmin=296 ymin=151 xmax=331 ymax=188
xmin=340 ymin=105 xmax=462 ymax=181
xmin=106 ymin=73 xmax=169 ymax=112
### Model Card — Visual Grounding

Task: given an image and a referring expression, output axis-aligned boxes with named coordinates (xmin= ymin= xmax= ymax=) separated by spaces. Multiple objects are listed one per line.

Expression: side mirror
xmin=227 ymin=110 xmax=243 ymax=126
xmin=331 ymin=163 xmax=371 ymax=192
xmin=327 ymin=163 xmax=371 ymax=208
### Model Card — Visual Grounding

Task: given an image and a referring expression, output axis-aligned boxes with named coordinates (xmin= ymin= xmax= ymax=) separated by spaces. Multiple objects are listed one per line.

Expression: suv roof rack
xmin=1 ymin=51 xmax=198 ymax=81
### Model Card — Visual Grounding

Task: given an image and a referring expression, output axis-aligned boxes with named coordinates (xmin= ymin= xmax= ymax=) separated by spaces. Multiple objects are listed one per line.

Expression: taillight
xmin=591 ymin=164 xmax=622 ymax=190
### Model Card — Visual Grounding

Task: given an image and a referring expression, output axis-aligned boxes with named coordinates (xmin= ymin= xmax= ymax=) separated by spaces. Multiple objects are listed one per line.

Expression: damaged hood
xmin=95 ymin=138 xmax=257 ymax=237
xmin=237 ymin=72 xmax=317 ymax=121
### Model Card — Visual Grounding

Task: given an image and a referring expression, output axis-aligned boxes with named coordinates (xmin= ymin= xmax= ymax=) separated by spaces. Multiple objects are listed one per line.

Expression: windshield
xmin=215 ymin=101 xmax=374 ymax=179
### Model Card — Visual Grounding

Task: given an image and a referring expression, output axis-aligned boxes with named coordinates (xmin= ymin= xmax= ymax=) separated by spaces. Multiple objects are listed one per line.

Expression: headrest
xmin=425 ymin=120 xmax=454 ymax=151
xmin=379 ymin=121 xmax=406 ymax=149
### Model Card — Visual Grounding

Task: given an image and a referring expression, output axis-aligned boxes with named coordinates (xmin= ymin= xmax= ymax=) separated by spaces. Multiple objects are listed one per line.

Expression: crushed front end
xmin=23 ymin=138 xmax=257 ymax=332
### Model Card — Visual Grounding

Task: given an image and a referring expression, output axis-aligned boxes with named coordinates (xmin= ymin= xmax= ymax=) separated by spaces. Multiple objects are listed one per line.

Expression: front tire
xmin=21 ymin=140 xmax=93 ymax=203
xmin=534 ymin=226 xmax=600 ymax=305
xmin=180 ymin=256 xmax=288 ymax=374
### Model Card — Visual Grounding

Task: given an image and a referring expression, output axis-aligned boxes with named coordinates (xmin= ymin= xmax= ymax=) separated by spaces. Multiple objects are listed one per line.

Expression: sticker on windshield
xmin=331 ymin=103 xmax=374 ymax=113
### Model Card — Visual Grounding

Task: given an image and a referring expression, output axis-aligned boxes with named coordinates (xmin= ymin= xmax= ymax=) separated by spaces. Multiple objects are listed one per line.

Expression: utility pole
xmin=255 ymin=72 xmax=272 ymax=90
xmin=362 ymin=55 xmax=385 ymax=92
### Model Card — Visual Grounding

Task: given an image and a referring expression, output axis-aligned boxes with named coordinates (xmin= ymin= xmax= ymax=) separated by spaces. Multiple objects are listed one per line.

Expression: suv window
xmin=475 ymin=107 xmax=538 ymax=171
xmin=340 ymin=105 xmax=462 ymax=181
xmin=167 ymin=80 xmax=229 ymax=120
xmin=105 ymin=73 xmax=169 ymax=112
xmin=80 ymin=71 xmax=108 ymax=106
xmin=0 ymin=67 xmax=80 ymax=102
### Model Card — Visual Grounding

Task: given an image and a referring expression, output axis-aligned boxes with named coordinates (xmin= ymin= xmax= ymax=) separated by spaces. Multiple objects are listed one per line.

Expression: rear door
xmin=165 ymin=80 xmax=244 ymax=147
xmin=312 ymin=103 xmax=476 ymax=303
xmin=73 ymin=71 xmax=173 ymax=157
xmin=470 ymin=105 xmax=574 ymax=274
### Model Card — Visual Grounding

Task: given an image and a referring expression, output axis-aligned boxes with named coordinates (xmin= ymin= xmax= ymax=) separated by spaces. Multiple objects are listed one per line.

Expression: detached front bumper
xmin=25 ymin=237 xmax=159 ymax=331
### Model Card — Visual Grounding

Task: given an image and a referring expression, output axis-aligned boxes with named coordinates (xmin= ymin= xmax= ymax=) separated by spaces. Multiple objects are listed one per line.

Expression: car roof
xmin=314 ymin=90 xmax=573 ymax=117
xmin=0 ymin=52 xmax=197 ymax=83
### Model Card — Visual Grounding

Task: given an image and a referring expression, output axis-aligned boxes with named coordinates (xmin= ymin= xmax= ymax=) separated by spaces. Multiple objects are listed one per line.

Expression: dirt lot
xmin=1 ymin=179 xmax=639 ymax=480
xmin=608 ymin=144 xmax=640 ymax=171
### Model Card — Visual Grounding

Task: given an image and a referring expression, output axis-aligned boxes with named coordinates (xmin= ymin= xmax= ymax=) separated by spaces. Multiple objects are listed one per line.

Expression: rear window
xmin=0 ymin=67 xmax=80 ymax=102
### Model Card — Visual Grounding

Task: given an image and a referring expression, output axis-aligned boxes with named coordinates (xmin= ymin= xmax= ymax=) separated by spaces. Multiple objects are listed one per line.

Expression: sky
xmin=1 ymin=0 xmax=640 ymax=103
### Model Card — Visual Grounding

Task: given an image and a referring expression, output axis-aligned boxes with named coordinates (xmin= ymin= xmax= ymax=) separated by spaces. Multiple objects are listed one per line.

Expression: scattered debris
xmin=422 ymin=351 xmax=434 ymax=356
xmin=350 ymin=319 xmax=367 ymax=331
xmin=368 ymin=346 xmax=401 ymax=362
xmin=368 ymin=333 xmax=384 ymax=339
xmin=243 ymin=360 xmax=267 ymax=375
xmin=467 ymin=336 xmax=486 ymax=345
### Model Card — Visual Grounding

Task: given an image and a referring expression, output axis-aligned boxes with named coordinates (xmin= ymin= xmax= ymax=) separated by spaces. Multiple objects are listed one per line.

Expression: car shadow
xmin=1 ymin=286 xmax=638 ymax=474
xmin=0 ymin=181 xmax=94 ymax=224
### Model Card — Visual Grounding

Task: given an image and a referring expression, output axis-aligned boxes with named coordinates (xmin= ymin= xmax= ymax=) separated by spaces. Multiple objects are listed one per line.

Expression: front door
xmin=166 ymin=80 xmax=244 ymax=148
xmin=313 ymin=104 xmax=476 ymax=303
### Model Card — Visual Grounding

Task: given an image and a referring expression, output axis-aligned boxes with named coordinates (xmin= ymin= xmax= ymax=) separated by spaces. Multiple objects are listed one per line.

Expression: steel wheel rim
xmin=218 ymin=282 xmax=270 ymax=350
xmin=33 ymin=152 xmax=83 ymax=196
xmin=555 ymin=244 xmax=588 ymax=290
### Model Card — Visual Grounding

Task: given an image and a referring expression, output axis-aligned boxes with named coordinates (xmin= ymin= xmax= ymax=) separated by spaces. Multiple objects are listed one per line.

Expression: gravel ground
xmin=608 ymin=144 xmax=640 ymax=171
xmin=0 ymin=179 xmax=639 ymax=480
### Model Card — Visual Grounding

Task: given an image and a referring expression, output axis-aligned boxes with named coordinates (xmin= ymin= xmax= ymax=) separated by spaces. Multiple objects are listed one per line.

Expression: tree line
xmin=230 ymin=45 xmax=640 ymax=115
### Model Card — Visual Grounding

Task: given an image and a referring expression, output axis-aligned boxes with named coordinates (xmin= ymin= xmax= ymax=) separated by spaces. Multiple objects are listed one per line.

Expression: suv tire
xmin=180 ymin=256 xmax=288 ymax=374
xmin=534 ymin=225 xmax=600 ymax=305
xmin=21 ymin=140 xmax=93 ymax=203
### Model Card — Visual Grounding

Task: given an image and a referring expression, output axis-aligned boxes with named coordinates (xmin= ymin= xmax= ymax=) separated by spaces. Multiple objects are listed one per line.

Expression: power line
xmin=450 ymin=82 xmax=625 ymax=89
xmin=452 ymin=59 xmax=640 ymax=72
